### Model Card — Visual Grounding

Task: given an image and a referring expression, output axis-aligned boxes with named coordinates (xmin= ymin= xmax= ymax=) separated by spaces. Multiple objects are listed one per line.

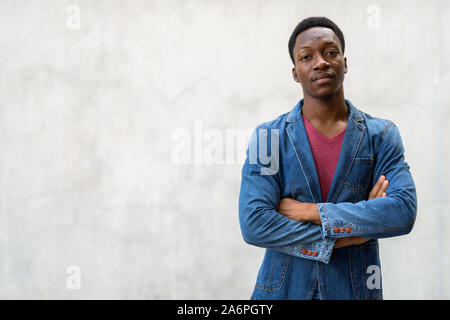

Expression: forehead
xmin=294 ymin=27 xmax=340 ymax=49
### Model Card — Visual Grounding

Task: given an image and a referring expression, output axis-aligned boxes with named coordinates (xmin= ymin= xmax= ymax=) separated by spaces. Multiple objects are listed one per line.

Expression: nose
xmin=313 ymin=54 xmax=330 ymax=70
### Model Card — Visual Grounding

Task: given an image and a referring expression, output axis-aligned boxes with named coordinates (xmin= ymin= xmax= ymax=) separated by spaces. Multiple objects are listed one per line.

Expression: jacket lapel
xmin=326 ymin=100 xmax=366 ymax=203
xmin=286 ymin=100 xmax=323 ymax=203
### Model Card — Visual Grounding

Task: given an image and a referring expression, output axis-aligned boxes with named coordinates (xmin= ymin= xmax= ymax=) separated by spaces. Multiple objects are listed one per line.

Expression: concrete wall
xmin=0 ymin=0 xmax=448 ymax=299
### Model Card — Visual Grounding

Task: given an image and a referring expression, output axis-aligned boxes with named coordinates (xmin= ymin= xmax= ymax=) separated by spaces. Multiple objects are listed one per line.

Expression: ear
xmin=292 ymin=67 xmax=300 ymax=83
xmin=344 ymin=57 xmax=348 ymax=74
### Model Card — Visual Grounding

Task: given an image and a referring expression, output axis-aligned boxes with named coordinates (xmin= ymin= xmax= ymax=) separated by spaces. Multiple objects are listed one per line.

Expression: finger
xmin=369 ymin=175 xmax=385 ymax=199
xmin=376 ymin=180 xmax=389 ymax=198
xmin=369 ymin=176 xmax=383 ymax=198
xmin=373 ymin=181 xmax=387 ymax=199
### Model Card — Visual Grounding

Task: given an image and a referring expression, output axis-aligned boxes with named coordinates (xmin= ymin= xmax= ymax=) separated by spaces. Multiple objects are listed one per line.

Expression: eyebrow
xmin=299 ymin=41 xmax=338 ymax=50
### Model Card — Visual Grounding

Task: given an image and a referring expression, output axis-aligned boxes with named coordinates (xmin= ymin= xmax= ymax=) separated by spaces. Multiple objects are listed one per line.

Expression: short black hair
xmin=288 ymin=17 xmax=345 ymax=65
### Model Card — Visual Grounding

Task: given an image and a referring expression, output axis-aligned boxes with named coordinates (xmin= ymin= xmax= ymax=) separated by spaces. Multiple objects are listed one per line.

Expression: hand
xmin=334 ymin=175 xmax=389 ymax=249
xmin=333 ymin=236 xmax=371 ymax=248
xmin=368 ymin=175 xmax=389 ymax=200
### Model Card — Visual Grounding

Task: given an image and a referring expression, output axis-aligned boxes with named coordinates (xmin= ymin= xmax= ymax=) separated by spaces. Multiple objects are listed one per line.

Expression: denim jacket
xmin=238 ymin=99 xmax=417 ymax=300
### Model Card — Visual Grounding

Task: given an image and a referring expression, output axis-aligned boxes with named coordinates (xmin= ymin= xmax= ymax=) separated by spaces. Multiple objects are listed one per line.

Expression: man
xmin=238 ymin=17 xmax=417 ymax=300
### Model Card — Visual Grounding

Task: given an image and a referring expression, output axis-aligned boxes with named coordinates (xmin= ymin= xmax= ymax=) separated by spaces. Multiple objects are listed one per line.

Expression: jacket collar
xmin=286 ymin=98 xmax=364 ymax=125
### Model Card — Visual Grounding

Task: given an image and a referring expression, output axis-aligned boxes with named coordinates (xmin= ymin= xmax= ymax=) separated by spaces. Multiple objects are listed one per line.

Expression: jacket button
xmin=307 ymin=250 xmax=313 ymax=256
xmin=301 ymin=249 xmax=307 ymax=255
xmin=339 ymin=227 xmax=345 ymax=233
xmin=333 ymin=227 xmax=340 ymax=233
xmin=312 ymin=251 xmax=318 ymax=257
xmin=346 ymin=227 xmax=352 ymax=233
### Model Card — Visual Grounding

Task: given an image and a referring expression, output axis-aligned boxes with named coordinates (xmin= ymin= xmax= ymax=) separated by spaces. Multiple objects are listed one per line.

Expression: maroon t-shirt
xmin=302 ymin=114 xmax=346 ymax=202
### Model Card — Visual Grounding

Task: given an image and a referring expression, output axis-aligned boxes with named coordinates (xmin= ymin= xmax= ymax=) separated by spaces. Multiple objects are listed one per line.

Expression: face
xmin=292 ymin=27 xmax=348 ymax=100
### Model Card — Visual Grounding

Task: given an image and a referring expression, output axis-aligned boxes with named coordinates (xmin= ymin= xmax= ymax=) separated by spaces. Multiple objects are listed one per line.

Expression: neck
xmin=302 ymin=89 xmax=348 ymax=124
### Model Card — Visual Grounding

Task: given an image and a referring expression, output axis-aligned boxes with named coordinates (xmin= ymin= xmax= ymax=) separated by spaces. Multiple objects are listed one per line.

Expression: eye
xmin=299 ymin=55 xmax=310 ymax=62
xmin=327 ymin=50 xmax=338 ymax=56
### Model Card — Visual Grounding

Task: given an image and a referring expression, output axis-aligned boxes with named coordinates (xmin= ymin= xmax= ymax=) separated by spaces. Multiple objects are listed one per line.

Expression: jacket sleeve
xmin=239 ymin=127 xmax=336 ymax=263
xmin=318 ymin=123 xmax=417 ymax=239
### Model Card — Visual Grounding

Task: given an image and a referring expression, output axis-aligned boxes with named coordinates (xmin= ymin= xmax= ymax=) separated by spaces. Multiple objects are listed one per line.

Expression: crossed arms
xmin=238 ymin=123 xmax=417 ymax=263
xmin=278 ymin=175 xmax=389 ymax=248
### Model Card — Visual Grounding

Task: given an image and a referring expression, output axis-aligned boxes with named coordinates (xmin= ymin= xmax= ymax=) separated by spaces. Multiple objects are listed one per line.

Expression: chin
xmin=311 ymin=91 xmax=338 ymax=100
xmin=310 ymin=85 xmax=343 ymax=100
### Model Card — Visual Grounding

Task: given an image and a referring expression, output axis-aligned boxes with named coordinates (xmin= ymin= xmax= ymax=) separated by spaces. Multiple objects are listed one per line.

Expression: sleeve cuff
xmin=296 ymin=238 xmax=336 ymax=264
xmin=274 ymin=237 xmax=336 ymax=264
xmin=318 ymin=202 xmax=357 ymax=239
xmin=318 ymin=202 xmax=331 ymax=238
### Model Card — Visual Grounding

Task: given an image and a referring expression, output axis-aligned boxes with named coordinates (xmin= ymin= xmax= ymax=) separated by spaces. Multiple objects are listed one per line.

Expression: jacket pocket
xmin=344 ymin=157 xmax=374 ymax=190
xmin=348 ymin=239 xmax=382 ymax=300
xmin=255 ymin=249 xmax=290 ymax=293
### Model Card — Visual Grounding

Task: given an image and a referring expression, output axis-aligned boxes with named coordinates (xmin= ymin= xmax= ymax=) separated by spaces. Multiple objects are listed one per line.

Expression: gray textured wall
xmin=0 ymin=0 xmax=448 ymax=299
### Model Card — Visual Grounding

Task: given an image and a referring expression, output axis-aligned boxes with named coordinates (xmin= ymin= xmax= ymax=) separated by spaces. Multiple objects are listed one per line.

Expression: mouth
xmin=312 ymin=73 xmax=335 ymax=82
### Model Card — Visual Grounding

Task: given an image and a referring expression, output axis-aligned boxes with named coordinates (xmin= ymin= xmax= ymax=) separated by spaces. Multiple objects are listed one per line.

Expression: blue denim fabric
xmin=239 ymin=99 xmax=417 ymax=300
xmin=311 ymin=280 xmax=321 ymax=300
